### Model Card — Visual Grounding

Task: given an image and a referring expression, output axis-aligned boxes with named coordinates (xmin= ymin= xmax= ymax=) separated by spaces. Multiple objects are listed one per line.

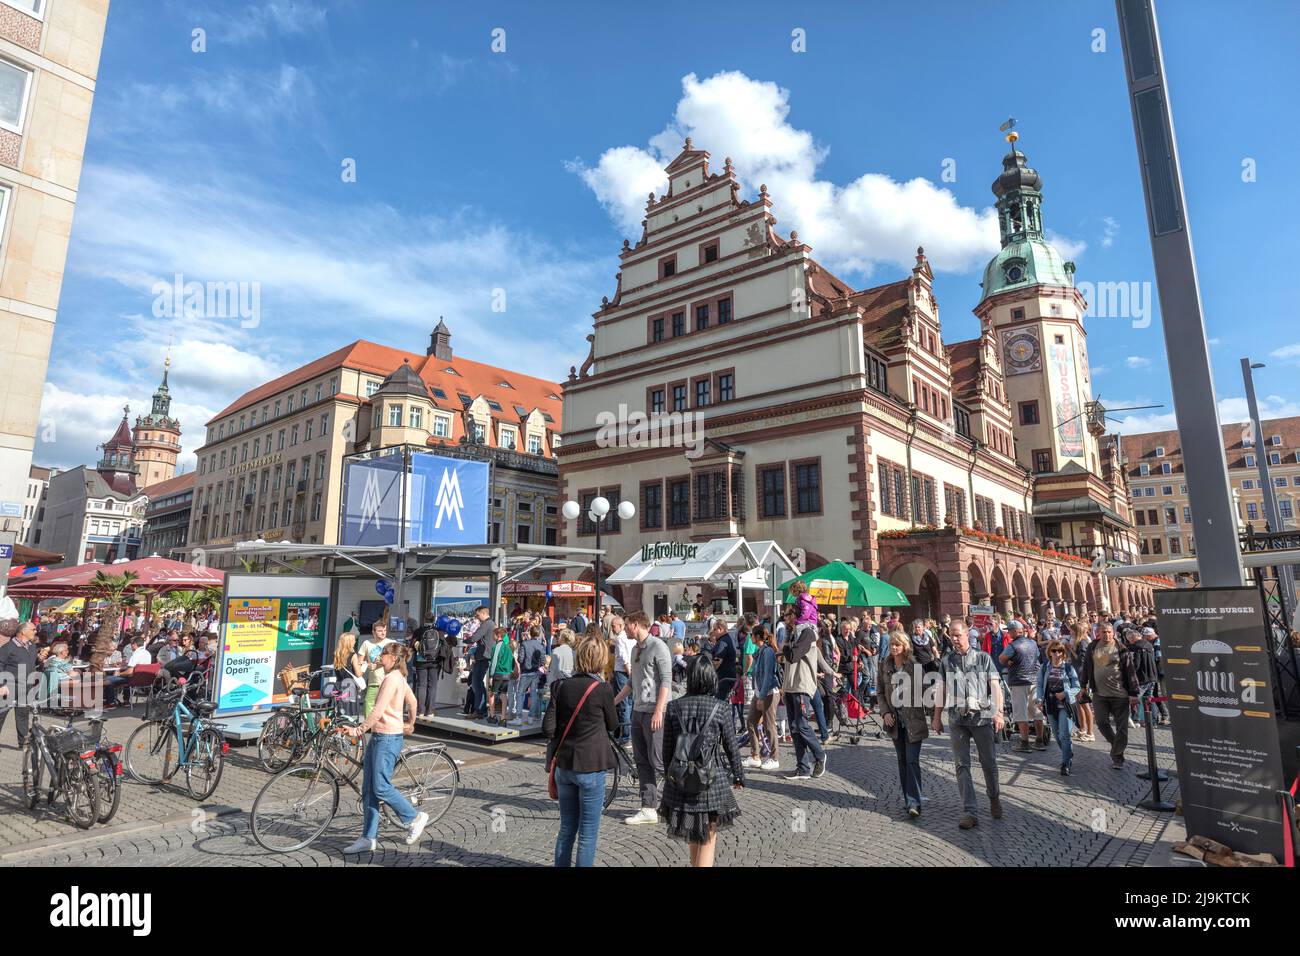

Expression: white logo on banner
xmin=359 ymin=469 xmax=383 ymax=533
xmin=434 ymin=467 xmax=465 ymax=531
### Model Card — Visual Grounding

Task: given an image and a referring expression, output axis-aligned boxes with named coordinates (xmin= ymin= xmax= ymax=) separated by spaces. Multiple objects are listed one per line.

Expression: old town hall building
xmin=559 ymin=139 xmax=1168 ymax=620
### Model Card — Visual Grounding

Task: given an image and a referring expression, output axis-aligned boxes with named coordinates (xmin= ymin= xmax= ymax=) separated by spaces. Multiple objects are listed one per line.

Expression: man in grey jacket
xmin=612 ymin=610 xmax=671 ymax=825
xmin=780 ymin=605 xmax=826 ymax=780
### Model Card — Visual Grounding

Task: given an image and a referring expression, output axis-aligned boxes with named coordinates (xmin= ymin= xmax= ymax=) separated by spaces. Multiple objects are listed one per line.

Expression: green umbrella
xmin=778 ymin=560 xmax=909 ymax=608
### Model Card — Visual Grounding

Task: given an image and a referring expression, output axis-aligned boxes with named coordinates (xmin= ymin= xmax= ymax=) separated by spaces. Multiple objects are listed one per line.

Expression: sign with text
xmin=214 ymin=575 xmax=330 ymax=716
xmin=1155 ymin=587 xmax=1285 ymax=859
xmin=407 ymin=453 xmax=489 ymax=547
xmin=809 ymin=579 xmax=848 ymax=606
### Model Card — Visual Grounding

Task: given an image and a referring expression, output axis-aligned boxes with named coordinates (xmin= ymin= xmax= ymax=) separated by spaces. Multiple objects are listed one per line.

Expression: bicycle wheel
xmin=21 ymin=739 xmax=42 ymax=809
xmin=185 ymin=727 xmax=225 ymax=800
xmin=125 ymin=720 xmax=178 ymax=785
xmin=257 ymin=710 xmax=301 ymax=772
xmin=95 ymin=752 xmax=121 ymax=823
xmin=63 ymin=754 xmax=100 ymax=830
xmin=603 ymin=747 xmax=621 ymax=810
xmin=324 ymin=731 xmax=364 ymax=783
xmin=393 ymin=747 xmax=458 ymax=826
xmin=250 ymin=764 xmax=340 ymax=853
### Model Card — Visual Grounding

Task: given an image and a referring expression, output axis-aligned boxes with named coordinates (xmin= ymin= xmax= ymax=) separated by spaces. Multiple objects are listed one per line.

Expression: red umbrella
xmin=100 ymin=556 xmax=224 ymax=592
xmin=4 ymin=562 xmax=107 ymax=598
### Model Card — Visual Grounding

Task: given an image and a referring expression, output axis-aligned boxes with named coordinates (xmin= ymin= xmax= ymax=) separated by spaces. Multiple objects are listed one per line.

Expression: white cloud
xmin=189 ymin=1 xmax=328 ymax=45
xmin=1125 ymin=356 xmax=1151 ymax=369
xmin=1047 ymin=230 xmax=1087 ymax=261
xmin=1090 ymin=365 xmax=1109 ymax=377
xmin=1111 ymin=394 xmax=1300 ymax=435
xmin=572 ymin=71 xmax=1086 ymax=279
xmin=1270 ymin=343 xmax=1300 ymax=364
xmin=1100 ymin=216 xmax=1119 ymax=248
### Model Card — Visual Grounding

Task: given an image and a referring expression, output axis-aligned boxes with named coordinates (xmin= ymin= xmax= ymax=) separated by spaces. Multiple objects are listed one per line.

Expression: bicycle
xmin=602 ymin=732 xmax=639 ymax=811
xmin=123 ymin=673 xmax=227 ymax=799
xmin=249 ymin=715 xmax=458 ymax=853
xmin=21 ymin=708 xmax=106 ymax=829
xmin=257 ymin=673 xmax=363 ymax=778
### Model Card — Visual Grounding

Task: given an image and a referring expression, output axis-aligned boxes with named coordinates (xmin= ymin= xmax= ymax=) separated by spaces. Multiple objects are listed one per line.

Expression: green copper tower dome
xmin=979 ymin=143 xmax=1075 ymax=304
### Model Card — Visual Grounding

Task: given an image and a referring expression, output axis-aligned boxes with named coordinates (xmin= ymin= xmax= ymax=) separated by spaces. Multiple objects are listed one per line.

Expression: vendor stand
xmin=776 ymin=559 xmax=910 ymax=615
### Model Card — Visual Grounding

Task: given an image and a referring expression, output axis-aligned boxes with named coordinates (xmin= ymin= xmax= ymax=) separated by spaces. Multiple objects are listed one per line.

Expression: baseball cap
xmin=1008 ymin=620 xmax=1024 ymax=631
xmin=1140 ymin=627 xmax=1155 ymax=637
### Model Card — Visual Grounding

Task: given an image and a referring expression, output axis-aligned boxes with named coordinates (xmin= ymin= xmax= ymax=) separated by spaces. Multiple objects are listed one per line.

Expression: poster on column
xmin=1155 ymin=587 xmax=1285 ymax=859
xmin=214 ymin=575 xmax=331 ymax=716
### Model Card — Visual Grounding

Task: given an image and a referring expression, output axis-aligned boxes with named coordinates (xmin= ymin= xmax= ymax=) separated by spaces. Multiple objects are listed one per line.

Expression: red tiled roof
xmin=849 ymin=279 xmax=910 ymax=351
xmin=1119 ymin=415 xmax=1300 ymax=476
xmin=141 ymin=471 xmax=196 ymax=500
xmin=946 ymin=338 xmax=983 ymax=400
xmin=208 ymin=339 xmax=564 ymax=437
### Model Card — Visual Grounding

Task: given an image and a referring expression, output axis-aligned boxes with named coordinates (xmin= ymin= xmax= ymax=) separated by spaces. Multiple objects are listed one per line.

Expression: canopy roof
xmin=7 ymin=556 xmax=223 ymax=599
xmin=607 ymin=537 xmax=798 ymax=586
xmin=778 ymin=560 xmax=910 ymax=607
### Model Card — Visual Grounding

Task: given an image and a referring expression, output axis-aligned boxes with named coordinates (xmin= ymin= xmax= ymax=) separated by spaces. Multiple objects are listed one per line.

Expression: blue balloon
xmin=434 ymin=614 xmax=453 ymax=632
xmin=443 ymin=618 xmax=462 ymax=637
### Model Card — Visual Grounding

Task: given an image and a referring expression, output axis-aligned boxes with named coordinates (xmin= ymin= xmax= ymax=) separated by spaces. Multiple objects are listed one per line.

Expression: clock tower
xmin=974 ymin=135 xmax=1133 ymax=559
xmin=974 ymin=137 xmax=1098 ymax=478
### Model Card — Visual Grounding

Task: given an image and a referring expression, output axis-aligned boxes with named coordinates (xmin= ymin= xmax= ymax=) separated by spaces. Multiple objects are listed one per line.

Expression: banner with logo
xmin=1155 ymin=587 xmax=1285 ymax=859
xmin=809 ymin=579 xmax=848 ymax=606
xmin=408 ymin=453 xmax=489 ymax=547
xmin=214 ymin=575 xmax=330 ymax=716
xmin=1046 ymin=329 xmax=1085 ymax=460
xmin=340 ymin=453 xmax=405 ymax=547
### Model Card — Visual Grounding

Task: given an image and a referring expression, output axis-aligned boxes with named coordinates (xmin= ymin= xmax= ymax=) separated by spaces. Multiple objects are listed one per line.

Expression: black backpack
xmin=417 ymin=626 xmax=440 ymax=663
xmin=668 ymin=704 xmax=719 ymax=797
xmin=526 ymin=642 xmax=544 ymax=672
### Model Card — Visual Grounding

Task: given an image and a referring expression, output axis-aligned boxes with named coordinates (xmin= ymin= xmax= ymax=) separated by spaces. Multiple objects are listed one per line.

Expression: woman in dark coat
xmin=878 ymin=630 xmax=930 ymax=818
xmin=659 ymin=655 xmax=746 ymax=867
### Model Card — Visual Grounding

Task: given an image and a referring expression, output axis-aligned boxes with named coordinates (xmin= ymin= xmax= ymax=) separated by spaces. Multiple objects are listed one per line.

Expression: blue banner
xmin=339 ymin=453 xmax=406 ymax=547
xmin=409 ymin=453 xmax=489 ymax=547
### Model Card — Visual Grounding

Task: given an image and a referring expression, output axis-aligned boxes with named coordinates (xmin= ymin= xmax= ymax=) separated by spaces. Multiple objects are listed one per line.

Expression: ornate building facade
xmin=559 ymin=139 xmax=1166 ymax=620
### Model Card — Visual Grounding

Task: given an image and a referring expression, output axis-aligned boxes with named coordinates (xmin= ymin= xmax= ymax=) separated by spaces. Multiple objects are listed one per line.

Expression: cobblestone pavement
xmin=1 ymin=704 xmax=1184 ymax=867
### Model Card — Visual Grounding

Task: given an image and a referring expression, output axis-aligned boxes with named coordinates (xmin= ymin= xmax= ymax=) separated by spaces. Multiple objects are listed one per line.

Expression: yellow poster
xmin=224 ymin=598 xmax=281 ymax=653
xmin=809 ymin=579 xmax=848 ymax=606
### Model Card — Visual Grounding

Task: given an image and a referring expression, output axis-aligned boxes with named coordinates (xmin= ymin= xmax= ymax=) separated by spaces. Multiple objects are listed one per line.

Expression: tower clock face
xmin=1001 ymin=328 xmax=1042 ymax=375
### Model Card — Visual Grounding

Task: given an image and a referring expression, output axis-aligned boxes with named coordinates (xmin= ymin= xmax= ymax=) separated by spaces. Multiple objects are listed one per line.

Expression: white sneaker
xmin=405 ymin=811 xmax=430 ymax=845
xmin=342 ymin=837 xmax=376 ymax=854
xmin=624 ymin=807 xmax=659 ymax=826
xmin=760 ymin=759 xmax=780 ymax=771
xmin=507 ymin=718 xmax=523 ymax=726
xmin=742 ymin=756 xmax=763 ymax=769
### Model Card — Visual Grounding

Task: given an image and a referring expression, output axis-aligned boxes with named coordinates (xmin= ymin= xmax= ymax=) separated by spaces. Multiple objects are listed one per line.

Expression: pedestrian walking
xmin=879 ymin=630 xmax=929 ymax=818
xmin=544 ymin=634 xmax=619 ymax=867
xmin=549 ymin=628 xmax=576 ymax=682
xmin=486 ymin=627 xmax=516 ymax=725
xmin=998 ymin=619 xmax=1046 ymax=752
xmin=412 ymin=613 xmax=441 ymax=719
xmin=780 ymin=605 xmax=826 ymax=781
xmin=611 ymin=610 xmax=672 ymax=825
xmin=742 ymin=625 xmax=781 ymax=771
xmin=933 ymin=622 xmax=1005 ymax=830
xmin=660 ymin=654 xmax=745 ymax=867
xmin=359 ymin=621 xmax=394 ymax=718
xmin=0 ymin=621 xmax=41 ymax=746
xmin=610 ymin=614 xmax=634 ymax=743
xmin=1037 ymin=641 xmax=1081 ymax=775
xmin=463 ymin=606 xmax=493 ymax=718
xmin=1080 ymin=620 xmax=1140 ymax=769
xmin=331 ymin=632 xmax=364 ymax=717
xmin=341 ymin=644 xmax=428 ymax=854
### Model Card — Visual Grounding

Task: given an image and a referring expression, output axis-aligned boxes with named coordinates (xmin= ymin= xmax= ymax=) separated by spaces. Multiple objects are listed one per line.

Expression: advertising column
xmin=1155 ymin=587 xmax=1286 ymax=858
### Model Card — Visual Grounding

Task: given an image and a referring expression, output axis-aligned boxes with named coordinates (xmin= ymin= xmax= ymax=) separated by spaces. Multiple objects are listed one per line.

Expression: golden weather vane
xmin=999 ymin=116 xmax=1018 ymax=146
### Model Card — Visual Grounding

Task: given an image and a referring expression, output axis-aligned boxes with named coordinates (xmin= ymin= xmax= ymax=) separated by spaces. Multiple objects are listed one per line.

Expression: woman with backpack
xmin=659 ymin=654 xmax=746 ymax=867
xmin=1037 ymin=640 xmax=1082 ymax=775
xmin=543 ymin=634 xmax=619 ymax=867
xmin=329 ymin=632 xmax=364 ymax=717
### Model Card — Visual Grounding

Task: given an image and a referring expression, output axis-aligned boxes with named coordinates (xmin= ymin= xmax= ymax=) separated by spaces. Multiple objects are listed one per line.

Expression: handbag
xmin=547 ymin=679 xmax=599 ymax=800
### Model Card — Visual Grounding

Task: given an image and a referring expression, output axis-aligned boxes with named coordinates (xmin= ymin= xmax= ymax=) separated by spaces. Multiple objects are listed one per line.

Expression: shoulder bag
xmin=547 ymin=679 xmax=599 ymax=800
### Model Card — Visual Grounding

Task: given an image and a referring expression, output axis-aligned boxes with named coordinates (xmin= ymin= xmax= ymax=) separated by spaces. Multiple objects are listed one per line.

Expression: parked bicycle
xmin=602 ymin=732 xmax=639 ymax=811
xmin=21 ymin=708 xmax=115 ymax=829
xmin=257 ymin=672 xmax=363 ymax=777
xmin=123 ymin=673 xmax=227 ymax=800
xmin=249 ymin=713 xmax=458 ymax=853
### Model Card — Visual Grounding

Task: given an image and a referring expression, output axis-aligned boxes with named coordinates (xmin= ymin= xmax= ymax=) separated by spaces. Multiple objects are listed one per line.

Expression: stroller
xmin=997 ymin=672 xmax=1051 ymax=746
xmin=831 ymin=647 xmax=883 ymax=744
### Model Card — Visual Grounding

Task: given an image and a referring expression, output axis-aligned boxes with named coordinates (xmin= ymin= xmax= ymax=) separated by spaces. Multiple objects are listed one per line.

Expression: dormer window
xmin=1155 ymin=446 xmax=1164 ymax=457
xmin=1271 ymin=434 xmax=1282 ymax=446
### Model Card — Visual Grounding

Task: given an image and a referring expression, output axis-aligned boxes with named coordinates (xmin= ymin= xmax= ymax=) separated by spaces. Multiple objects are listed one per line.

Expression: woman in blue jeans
xmin=542 ymin=635 xmax=619 ymax=867
xmin=878 ymin=632 xmax=929 ymax=817
xmin=1036 ymin=641 xmax=1081 ymax=776
xmin=343 ymin=645 xmax=429 ymax=854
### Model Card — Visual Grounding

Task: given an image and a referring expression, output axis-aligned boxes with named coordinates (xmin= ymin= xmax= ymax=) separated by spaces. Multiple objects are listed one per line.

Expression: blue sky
xmin=39 ymin=0 xmax=1300 ymax=473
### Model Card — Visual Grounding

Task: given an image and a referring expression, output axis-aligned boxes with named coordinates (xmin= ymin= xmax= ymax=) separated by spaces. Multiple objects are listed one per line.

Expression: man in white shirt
xmin=104 ymin=636 xmax=153 ymax=708
xmin=610 ymin=614 xmax=634 ymax=743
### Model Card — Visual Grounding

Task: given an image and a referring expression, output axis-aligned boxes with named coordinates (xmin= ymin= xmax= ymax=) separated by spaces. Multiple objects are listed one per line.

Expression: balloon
xmin=443 ymin=618 xmax=462 ymax=637
xmin=434 ymin=614 xmax=452 ymax=632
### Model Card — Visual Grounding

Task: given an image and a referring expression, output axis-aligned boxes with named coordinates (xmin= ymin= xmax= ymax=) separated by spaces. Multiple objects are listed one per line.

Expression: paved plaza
xmin=0 ymin=705 xmax=1186 ymax=868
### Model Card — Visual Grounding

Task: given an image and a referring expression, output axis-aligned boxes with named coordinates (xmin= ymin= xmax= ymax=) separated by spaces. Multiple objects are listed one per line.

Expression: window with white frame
xmin=1269 ymin=452 xmax=1281 ymax=465
xmin=387 ymin=404 xmax=402 ymax=427
xmin=1139 ymin=463 xmax=1149 ymax=476
xmin=527 ymin=433 xmax=543 ymax=455
xmin=0 ymin=58 xmax=31 ymax=134
xmin=499 ymin=426 xmax=516 ymax=449
xmin=1161 ymin=462 xmax=1171 ymax=475
xmin=1155 ymin=446 xmax=1165 ymax=457
xmin=1245 ymin=454 xmax=1255 ymax=467
xmin=1242 ymin=479 xmax=1255 ymax=490
xmin=365 ymin=380 xmax=380 ymax=397
xmin=432 ymin=415 xmax=450 ymax=438
xmin=409 ymin=406 xmax=423 ymax=429
xmin=1 ymin=1 xmax=46 ymax=20
xmin=1270 ymin=434 xmax=1282 ymax=446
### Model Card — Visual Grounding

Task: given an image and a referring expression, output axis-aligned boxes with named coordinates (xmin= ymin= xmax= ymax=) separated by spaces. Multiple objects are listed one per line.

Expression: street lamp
xmin=1241 ymin=358 xmax=1296 ymax=621
xmin=563 ymin=495 xmax=635 ymax=621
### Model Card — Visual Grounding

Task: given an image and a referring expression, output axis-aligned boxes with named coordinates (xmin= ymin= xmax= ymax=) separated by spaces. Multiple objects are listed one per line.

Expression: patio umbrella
xmin=777 ymin=560 xmax=909 ymax=608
